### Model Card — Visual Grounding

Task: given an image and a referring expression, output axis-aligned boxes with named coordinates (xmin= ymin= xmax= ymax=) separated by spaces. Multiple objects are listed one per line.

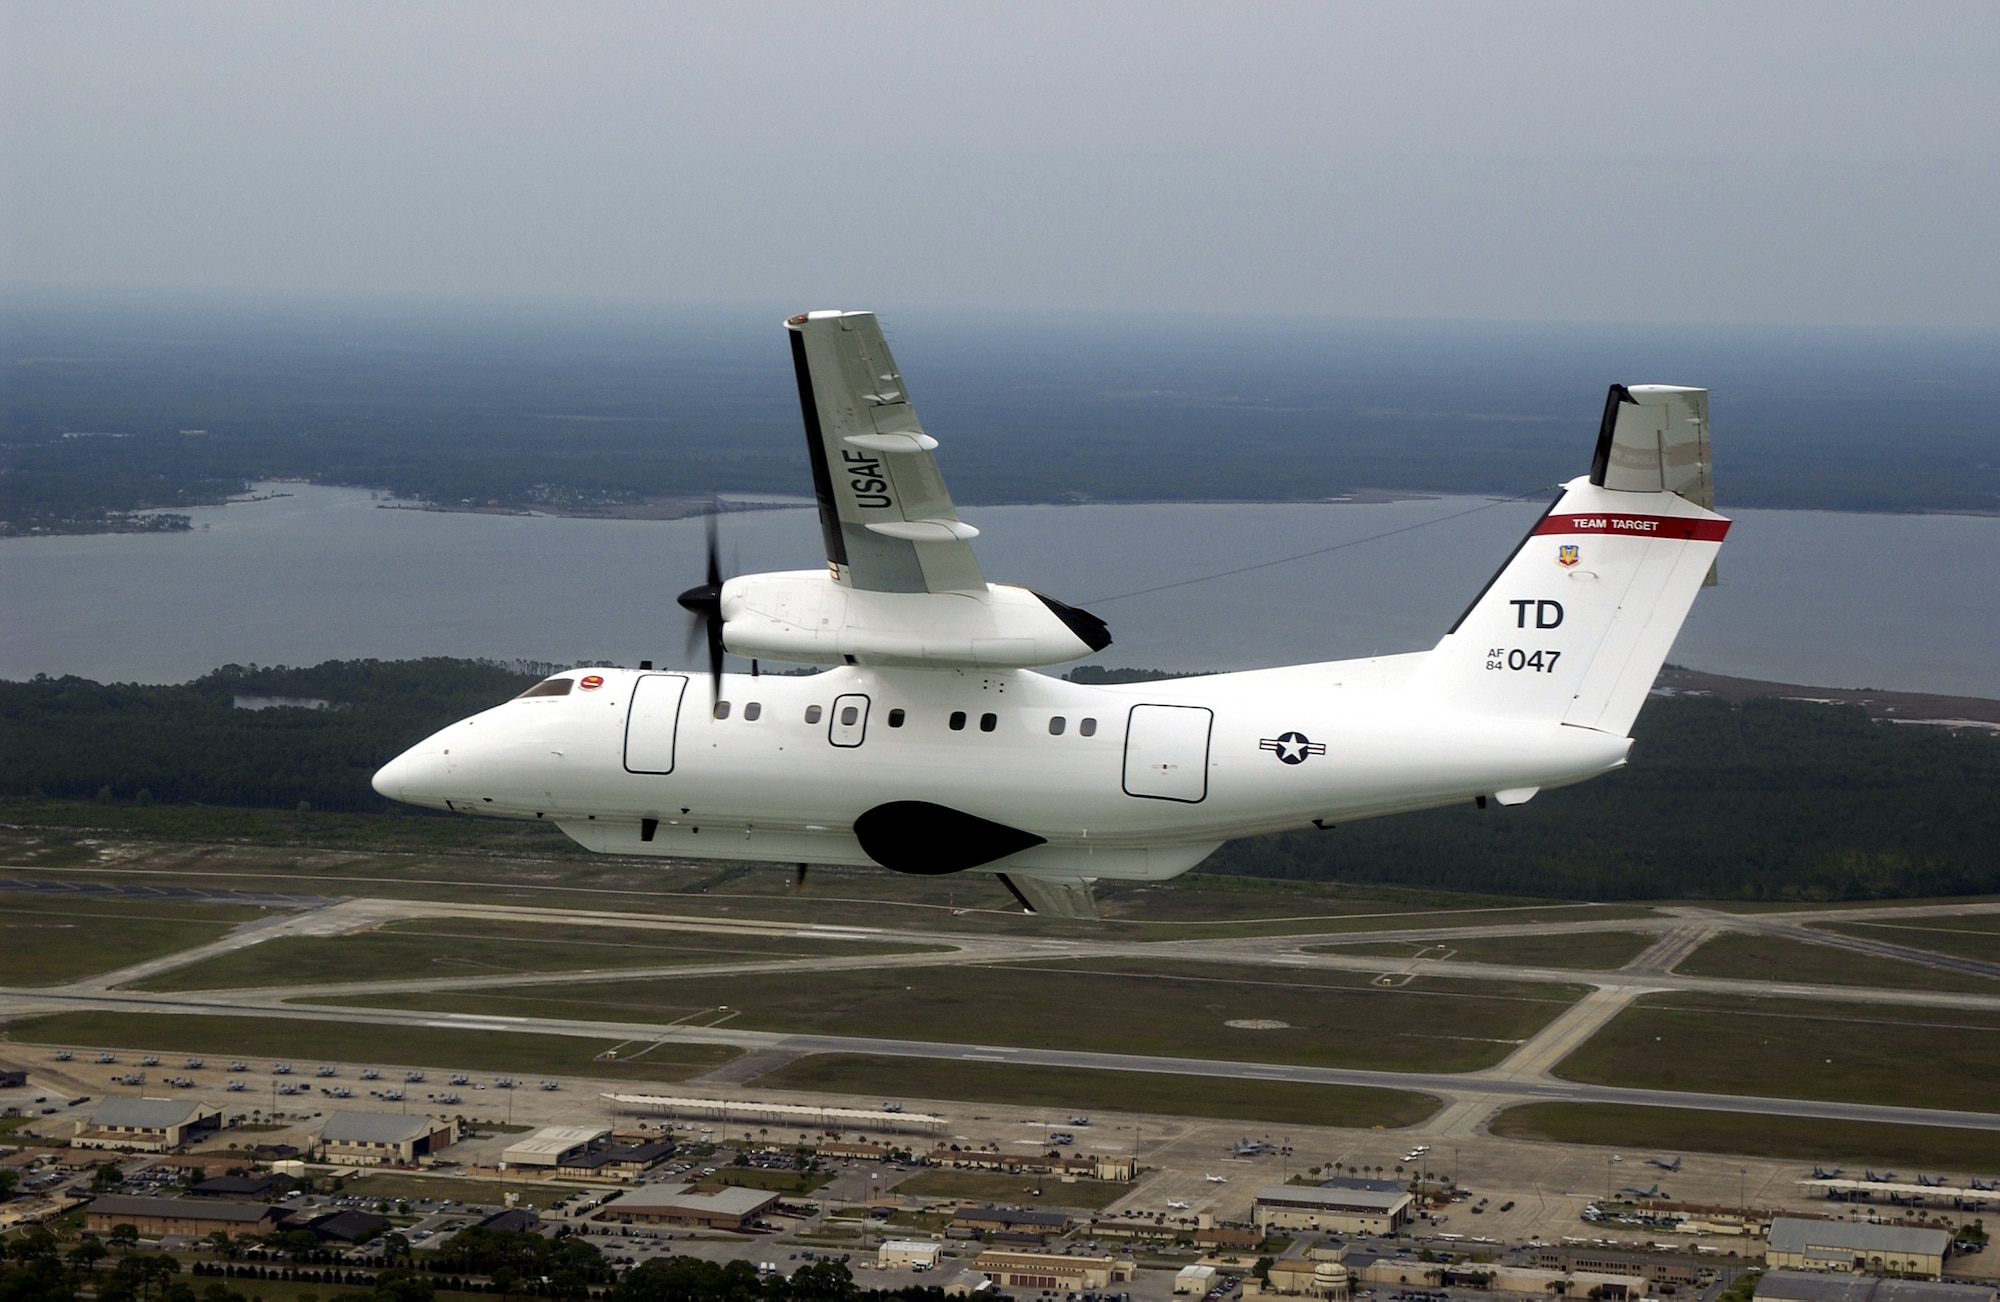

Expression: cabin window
xmin=840 ymin=705 xmax=859 ymax=726
xmin=804 ymin=704 xmax=823 ymax=724
xmin=712 ymin=700 xmax=731 ymax=720
xmin=980 ymin=712 xmax=998 ymax=733
xmin=743 ymin=702 xmax=761 ymax=721
xmin=516 ymin=677 xmax=573 ymax=698
xmin=949 ymin=711 xmax=967 ymax=731
xmin=1080 ymin=717 xmax=1098 ymax=737
xmin=888 ymin=709 xmax=906 ymax=728
xmin=1048 ymin=716 xmax=1066 ymax=735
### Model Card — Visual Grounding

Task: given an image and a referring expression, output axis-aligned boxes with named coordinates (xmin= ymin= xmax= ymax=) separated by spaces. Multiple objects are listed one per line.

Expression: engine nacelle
xmin=720 ymin=570 xmax=1111 ymax=668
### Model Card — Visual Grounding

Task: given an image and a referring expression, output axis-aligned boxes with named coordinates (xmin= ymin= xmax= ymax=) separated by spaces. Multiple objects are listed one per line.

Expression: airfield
xmin=5 ymin=831 xmax=2000 ymax=1247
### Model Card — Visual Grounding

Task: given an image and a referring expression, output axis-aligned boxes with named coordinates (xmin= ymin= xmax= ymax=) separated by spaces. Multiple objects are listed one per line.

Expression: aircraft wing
xmin=787 ymin=311 xmax=984 ymax=594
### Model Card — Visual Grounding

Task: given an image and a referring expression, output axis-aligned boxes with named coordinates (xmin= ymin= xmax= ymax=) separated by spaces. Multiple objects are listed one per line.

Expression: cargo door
xmin=1122 ymin=704 xmax=1212 ymax=802
xmin=623 ymin=674 xmax=688 ymax=774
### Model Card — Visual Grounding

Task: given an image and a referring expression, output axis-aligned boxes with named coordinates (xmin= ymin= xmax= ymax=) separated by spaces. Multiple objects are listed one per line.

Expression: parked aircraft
xmin=1812 ymin=1166 xmax=1844 ymax=1179
xmin=1167 ymin=1200 xmax=1191 ymax=1211
xmin=1971 ymin=1179 xmax=1998 ymax=1192
xmin=1234 ymin=1139 xmax=1278 ymax=1157
xmin=1621 ymin=1185 xmax=1663 ymax=1199
xmin=1647 ymin=1157 xmax=1683 ymax=1172
xmin=1915 ymin=1174 xmax=1948 ymax=1187
xmin=373 ymin=312 xmax=1728 ymax=918
xmin=1205 ymin=1175 xmax=1229 ymax=1184
xmin=1866 ymin=1171 xmax=1896 ymax=1183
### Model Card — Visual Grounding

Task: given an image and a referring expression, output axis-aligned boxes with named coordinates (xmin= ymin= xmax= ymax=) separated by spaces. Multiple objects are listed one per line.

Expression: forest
xmin=2 ymin=659 xmax=1995 ymax=903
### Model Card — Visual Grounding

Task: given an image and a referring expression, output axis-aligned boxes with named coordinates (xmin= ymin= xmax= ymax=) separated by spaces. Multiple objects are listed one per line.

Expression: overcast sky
xmin=5 ymin=2 xmax=1996 ymax=326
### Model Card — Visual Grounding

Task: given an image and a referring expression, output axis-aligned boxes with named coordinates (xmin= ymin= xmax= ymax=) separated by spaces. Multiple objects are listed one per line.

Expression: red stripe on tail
xmin=1533 ymin=513 xmax=1730 ymax=542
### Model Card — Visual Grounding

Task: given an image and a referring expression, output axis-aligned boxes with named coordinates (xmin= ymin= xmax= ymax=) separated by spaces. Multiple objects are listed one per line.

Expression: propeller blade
xmin=676 ymin=502 xmax=728 ymax=699
xmin=705 ymin=605 xmax=725 ymax=698
xmin=793 ymin=864 xmax=808 ymax=895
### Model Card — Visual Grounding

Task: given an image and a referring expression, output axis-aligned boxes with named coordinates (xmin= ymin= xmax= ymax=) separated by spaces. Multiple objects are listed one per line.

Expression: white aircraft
xmin=1205 ymin=1174 xmax=1229 ymax=1184
xmin=1166 ymin=1200 xmax=1191 ymax=1210
xmin=373 ymin=311 xmax=1727 ymax=918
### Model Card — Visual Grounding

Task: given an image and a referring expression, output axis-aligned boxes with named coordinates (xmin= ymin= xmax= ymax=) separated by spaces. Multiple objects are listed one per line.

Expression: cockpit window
xmin=516 ymin=677 xmax=573 ymax=698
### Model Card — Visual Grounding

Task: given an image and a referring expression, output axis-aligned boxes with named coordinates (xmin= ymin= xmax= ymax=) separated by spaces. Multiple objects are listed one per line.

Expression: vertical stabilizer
xmin=1411 ymin=386 xmax=1729 ymax=737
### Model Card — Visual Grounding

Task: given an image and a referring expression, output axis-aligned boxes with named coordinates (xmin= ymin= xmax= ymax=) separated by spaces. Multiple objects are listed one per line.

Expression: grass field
xmin=1551 ymin=993 xmax=2000 ymax=1113
xmin=1673 ymin=931 xmax=2000 ymax=993
xmin=0 ymin=816 xmax=1665 ymax=941
xmin=131 ymin=918 xmax=939 ymax=991
xmin=326 ymin=959 xmax=1584 ymax=1075
xmin=0 ymin=1011 xmax=738 ymax=1083
xmin=1491 ymin=1102 xmax=2000 ymax=1167
xmin=757 ymin=1053 xmax=1439 ymax=1128
xmin=712 ymin=1167 xmax=835 ymax=1194
xmin=0 ymin=893 xmax=276 ymax=986
xmin=1313 ymin=930 xmax=1656 ymax=971
xmin=1818 ymin=917 xmax=2000 ymax=966
xmin=891 ymin=1168 xmax=1131 ymax=1210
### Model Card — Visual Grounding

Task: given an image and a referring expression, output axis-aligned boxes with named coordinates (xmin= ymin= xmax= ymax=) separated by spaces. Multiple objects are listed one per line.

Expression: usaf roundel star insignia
xmin=1259 ymin=731 xmax=1328 ymax=765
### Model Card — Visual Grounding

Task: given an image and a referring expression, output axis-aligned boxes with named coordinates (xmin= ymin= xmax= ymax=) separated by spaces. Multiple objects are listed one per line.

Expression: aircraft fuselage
xmin=372 ymin=654 xmax=1630 ymax=881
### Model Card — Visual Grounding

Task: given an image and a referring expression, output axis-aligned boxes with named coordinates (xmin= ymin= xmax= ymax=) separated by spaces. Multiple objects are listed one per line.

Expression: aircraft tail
xmin=1411 ymin=385 xmax=1728 ymax=737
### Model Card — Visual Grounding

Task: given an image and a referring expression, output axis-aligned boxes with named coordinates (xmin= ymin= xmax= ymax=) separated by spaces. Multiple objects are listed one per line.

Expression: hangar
xmin=1254 ymin=1184 xmax=1414 ymax=1235
xmin=315 ymin=1113 xmax=457 ymax=1166
xmin=73 ymin=1098 xmax=221 ymax=1152
xmin=500 ymin=1125 xmax=610 ymax=1169
xmin=1766 ymin=1219 xmax=1953 ymax=1278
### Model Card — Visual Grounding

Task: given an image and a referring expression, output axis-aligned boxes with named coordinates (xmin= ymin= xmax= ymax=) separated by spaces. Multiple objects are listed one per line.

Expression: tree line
xmin=3 ymin=659 xmax=1996 ymax=901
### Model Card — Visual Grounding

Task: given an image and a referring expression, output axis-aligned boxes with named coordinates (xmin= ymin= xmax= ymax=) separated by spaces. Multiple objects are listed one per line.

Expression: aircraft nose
xmin=372 ymin=745 xmax=447 ymax=808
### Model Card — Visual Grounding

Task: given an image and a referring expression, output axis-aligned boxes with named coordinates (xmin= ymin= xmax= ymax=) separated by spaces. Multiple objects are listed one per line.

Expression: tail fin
xmin=1412 ymin=385 xmax=1728 ymax=737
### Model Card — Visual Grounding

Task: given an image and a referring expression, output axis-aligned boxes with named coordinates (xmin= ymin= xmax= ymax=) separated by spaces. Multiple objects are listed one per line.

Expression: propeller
xmin=793 ymin=864 xmax=809 ymax=895
xmin=677 ymin=507 xmax=726 ymax=697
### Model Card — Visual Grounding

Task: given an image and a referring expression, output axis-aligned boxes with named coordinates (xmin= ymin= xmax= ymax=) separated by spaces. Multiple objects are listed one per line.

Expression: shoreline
xmin=9 ymin=482 xmax=1998 ymax=536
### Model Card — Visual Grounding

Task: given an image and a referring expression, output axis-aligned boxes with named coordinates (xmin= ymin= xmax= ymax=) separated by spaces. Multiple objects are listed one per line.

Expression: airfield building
xmin=85 ymin=1194 xmax=285 ymax=1238
xmin=878 ymin=1240 xmax=943 ymax=1271
xmin=971 ymin=1249 xmax=1133 ymax=1293
xmin=951 ymin=1206 xmax=1072 ymax=1238
xmin=1254 ymin=1184 xmax=1414 ymax=1236
xmin=72 ymin=1098 xmax=221 ymax=1152
xmin=500 ymin=1125 xmax=611 ymax=1169
xmin=596 ymin=1184 xmax=778 ymax=1232
xmin=315 ymin=1112 xmax=457 ymax=1165
xmin=1757 ymin=1270 xmax=1994 ymax=1302
xmin=1766 ymin=1219 xmax=1953 ymax=1278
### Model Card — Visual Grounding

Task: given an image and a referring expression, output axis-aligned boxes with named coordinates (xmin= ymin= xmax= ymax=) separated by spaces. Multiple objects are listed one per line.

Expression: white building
xmin=879 ymin=1240 xmax=943 ymax=1271
xmin=501 ymin=1125 xmax=611 ymax=1169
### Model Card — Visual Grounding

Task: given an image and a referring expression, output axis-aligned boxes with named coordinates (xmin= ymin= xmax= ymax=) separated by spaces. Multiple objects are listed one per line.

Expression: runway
xmin=6 ymin=887 xmax=1999 ymax=1141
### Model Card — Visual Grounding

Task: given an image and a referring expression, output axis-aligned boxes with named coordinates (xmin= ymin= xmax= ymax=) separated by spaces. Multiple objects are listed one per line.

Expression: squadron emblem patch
xmin=1556 ymin=543 xmax=1581 ymax=568
xmin=1259 ymin=732 xmax=1327 ymax=765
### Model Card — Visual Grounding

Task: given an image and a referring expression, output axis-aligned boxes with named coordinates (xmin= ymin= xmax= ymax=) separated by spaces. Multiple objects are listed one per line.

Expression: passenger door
xmin=828 ymin=693 xmax=870 ymax=748
xmin=623 ymin=674 xmax=688 ymax=774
